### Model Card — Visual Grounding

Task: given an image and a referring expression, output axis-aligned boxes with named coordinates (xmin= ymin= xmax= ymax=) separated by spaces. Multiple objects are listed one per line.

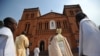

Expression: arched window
xmin=45 ymin=22 xmax=48 ymax=30
xmin=39 ymin=41 xmax=45 ymax=51
xmin=49 ymin=20 xmax=56 ymax=29
xmin=25 ymin=14 xmax=29 ymax=19
xmin=56 ymin=21 xmax=61 ymax=28
xmin=69 ymin=10 xmax=74 ymax=15
xmin=24 ymin=22 xmax=30 ymax=33
xmin=63 ymin=20 xmax=68 ymax=29
xmin=38 ymin=22 xmax=42 ymax=30
xmin=31 ymin=13 xmax=34 ymax=18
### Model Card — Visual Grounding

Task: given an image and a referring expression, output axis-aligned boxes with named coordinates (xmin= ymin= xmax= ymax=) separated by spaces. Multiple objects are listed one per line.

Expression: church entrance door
xmin=39 ymin=41 xmax=45 ymax=51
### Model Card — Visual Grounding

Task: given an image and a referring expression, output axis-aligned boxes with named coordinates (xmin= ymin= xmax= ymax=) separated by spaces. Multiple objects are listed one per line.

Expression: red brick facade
xmin=14 ymin=4 xmax=82 ymax=55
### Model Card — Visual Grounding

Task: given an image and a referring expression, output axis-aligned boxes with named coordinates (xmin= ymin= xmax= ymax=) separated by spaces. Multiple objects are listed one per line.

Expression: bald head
xmin=75 ymin=11 xmax=87 ymax=22
xmin=3 ymin=17 xmax=17 ymax=33
xmin=4 ymin=17 xmax=17 ymax=25
xmin=0 ymin=20 xmax=3 ymax=28
xmin=56 ymin=28 xmax=62 ymax=34
xmin=21 ymin=31 xmax=27 ymax=35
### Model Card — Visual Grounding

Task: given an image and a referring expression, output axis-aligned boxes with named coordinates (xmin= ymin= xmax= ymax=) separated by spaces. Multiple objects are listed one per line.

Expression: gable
xmin=38 ymin=12 xmax=65 ymax=19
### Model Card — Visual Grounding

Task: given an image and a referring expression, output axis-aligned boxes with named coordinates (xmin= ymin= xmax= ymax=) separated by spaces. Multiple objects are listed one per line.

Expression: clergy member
xmin=15 ymin=31 xmax=29 ymax=56
xmin=34 ymin=45 xmax=40 ymax=56
xmin=48 ymin=28 xmax=73 ymax=56
xmin=0 ymin=17 xmax=17 ymax=56
xmin=76 ymin=11 xmax=100 ymax=56
xmin=26 ymin=47 xmax=30 ymax=56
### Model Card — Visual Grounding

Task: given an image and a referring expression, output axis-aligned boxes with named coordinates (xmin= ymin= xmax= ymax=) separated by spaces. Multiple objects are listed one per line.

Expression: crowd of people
xmin=0 ymin=11 xmax=100 ymax=56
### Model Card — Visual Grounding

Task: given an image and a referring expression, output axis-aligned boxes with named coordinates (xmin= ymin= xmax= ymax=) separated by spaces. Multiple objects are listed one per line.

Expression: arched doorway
xmin=39 ymin=41 xmax=45 ymax=51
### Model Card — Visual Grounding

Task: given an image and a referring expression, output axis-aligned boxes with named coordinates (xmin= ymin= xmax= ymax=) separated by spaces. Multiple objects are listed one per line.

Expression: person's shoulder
xmin=50 ymin=35 xmax=55 ymax=41
xmin=36 ymin=47 xmax=40 ymax=50
xmin=20 ymin=34 xmax=26 ymax=37
xmin=3 ymin=27 xmax=12 ymax=32
xmin=0 ymin=27 xmax=9 ymax=30
xmin=55 ymin=34 xmax=63 ymax=38
xmin=15 ymin=36 xmax=20 ymax=41
xmin=20 ymin=34 xmax=28 ymax=39
xmin=80 ymin=17 xmax=90 ymax=23
xmin=0 ymin=27 xmax=12 ymax=35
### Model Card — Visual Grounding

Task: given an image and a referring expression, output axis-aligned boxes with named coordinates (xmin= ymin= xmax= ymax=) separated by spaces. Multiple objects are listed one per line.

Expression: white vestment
xmin=49 ymin=34 xmax=73 ymax=56
xmin=79 ymin=17 xmax=100 ymax=56
xmin=0 ymin=27 xmax=16 ymax=56
xmin=26 ymin=48 xmax=30 ymax=56
xmin=34 ymin=47 xmax=40 ymax=56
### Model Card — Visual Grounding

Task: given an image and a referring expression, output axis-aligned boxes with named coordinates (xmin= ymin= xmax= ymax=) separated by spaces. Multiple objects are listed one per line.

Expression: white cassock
xmin=0 ymin=27 xmax=16 ymax=56
xmin=26 ymin=48 xmax=30 ymax=56
xmin=48 ymin=34 xmax=73 ymax=56
xmin=34 ymin=47 xmax=40 ymax=56
xmin=79 ymin=17 xmax=100 ymax=56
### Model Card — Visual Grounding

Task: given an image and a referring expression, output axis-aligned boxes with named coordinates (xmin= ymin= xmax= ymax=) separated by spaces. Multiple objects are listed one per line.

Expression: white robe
xmin=34 ymin=47 xmax=40 ymax=56
xmin=48 ymin=34 xmax=73 ymax=56
xmin=79 ymin=17 xmax=100 ymax=56
xmin=0 ymin=27 xmax=16 ymax=56
xmin=26 ymin=48 xmax=30 ymax=56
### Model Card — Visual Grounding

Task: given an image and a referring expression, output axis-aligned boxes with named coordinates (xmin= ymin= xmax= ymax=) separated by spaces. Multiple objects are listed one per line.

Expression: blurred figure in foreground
xmin=76 ymin=11 xmax=100 ymax=56
xmin=0 ymin=17 xmax=17 ymax=56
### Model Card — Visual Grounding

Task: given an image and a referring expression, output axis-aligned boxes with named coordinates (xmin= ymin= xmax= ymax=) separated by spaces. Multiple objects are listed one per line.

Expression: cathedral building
xmin=14 ymin=4 xmax=82 ymax=55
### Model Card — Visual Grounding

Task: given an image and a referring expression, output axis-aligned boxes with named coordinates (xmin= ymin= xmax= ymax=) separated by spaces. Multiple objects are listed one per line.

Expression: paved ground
xmin=73 ymin=53 xmax=78 ymax=56
xmin=39 ymin=52 xmax=79 ymax=56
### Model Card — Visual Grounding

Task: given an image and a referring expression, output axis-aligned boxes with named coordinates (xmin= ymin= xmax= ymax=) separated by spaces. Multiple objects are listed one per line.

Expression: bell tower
xmin=63 ymin=4 xmax=82 ymax=47
xmin=21 ymin=7 xmax=41 ymax=20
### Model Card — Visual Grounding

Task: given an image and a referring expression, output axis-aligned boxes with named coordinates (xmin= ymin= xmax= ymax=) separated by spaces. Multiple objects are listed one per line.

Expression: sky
xmin=0 ymin=0 xmax=100 ymax=26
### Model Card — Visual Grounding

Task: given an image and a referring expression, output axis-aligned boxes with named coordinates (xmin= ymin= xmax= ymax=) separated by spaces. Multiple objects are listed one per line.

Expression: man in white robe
xmin=76 ymin=12 xmax=100 ymax=56
xmin=26 ymin=47 xmax=30 ymax=56
xmin=34 ymin=45 xmax=40 ymax=56
xmin=0 ymin=17 xmax=17 ymax=56
xmin=48 ymin=28 xmax=73 ymax=56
